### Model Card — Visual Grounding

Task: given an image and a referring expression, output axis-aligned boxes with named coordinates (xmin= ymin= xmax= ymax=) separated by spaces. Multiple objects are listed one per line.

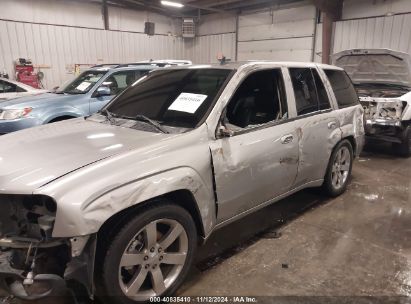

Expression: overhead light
xmin=161 ymin=1 xmax=184 ymax=8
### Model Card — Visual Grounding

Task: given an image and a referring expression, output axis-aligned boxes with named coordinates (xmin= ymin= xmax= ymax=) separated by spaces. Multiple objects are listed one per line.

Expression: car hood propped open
xmin=332 ymin=49 xmax=411 ymax=87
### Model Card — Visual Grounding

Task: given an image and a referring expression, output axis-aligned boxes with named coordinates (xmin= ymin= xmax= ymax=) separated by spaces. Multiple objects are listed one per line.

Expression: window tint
xmin=107 ymin=69 xmax=232 ymax=129
xmin=0 ymin=80 xmax=17 ymax=93
xmin=324 ymin=69 xmax=359 ymax=108
xmin=225 ymin=69 xmax=288 ymax=129
xmin=289 ymin=68 xmax=319 ymax=115
xmin=312 ymin=69 xmax=331 ymax=110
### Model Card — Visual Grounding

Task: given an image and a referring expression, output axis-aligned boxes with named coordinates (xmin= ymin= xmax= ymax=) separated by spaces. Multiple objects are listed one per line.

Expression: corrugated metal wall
xmin=183 ymin=13 xmax=236 ymax=63
xmin=0 ymin=20 xmax=186 ymax=89
xmin=333 ymin=14 xmax=411 ymax=54
xmin=237 ymin=5 xmax=317 ymax=62
xmin=183 ymin=33 xmax=236 ymax=63
xmin=0 ymin=0 xmax=236 ymax=89
xmin=4 ymin=0 xmax=410 ymax=89
xmin=342 ymin=0 xmax=411 ymax=20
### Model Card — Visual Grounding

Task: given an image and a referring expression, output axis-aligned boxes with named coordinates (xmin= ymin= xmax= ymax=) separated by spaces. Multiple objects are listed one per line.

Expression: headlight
xmin=0 ymin=108 xmax=32 ymax=120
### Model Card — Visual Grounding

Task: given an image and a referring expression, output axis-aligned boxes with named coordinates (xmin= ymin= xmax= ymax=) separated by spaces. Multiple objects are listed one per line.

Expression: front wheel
xmin=322 ymin=140 xmax=353 ymax=197
xmin=96 ymin=202 xmax=197 ymax=304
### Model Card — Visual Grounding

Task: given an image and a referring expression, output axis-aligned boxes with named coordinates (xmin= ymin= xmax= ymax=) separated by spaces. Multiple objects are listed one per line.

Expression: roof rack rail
xmin=91 ymin=60 xmax=192 ymax=69
xmin=115 ymin=63 xmax=158 ymax=68
xmin=91 ymin=63 xmax=121 ymax=68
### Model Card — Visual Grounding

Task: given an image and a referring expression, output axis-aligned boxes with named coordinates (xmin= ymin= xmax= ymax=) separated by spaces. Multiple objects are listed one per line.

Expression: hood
xmin=0 ymin=92 xmax=82 ymax=109
xmin=332 ymin=49 xmax=411 ymax=87
xmin=0 ymin=90 xmax=49 ymax=102
xmin=0 ymin=118 xmax=174 ymax=193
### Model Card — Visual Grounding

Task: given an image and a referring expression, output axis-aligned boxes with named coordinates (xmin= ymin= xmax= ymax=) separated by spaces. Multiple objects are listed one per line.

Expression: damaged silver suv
xmin=334 ymin=49 xmax=411 ymax=156
xmin=0 ymin=62 xmax=364 ymax=303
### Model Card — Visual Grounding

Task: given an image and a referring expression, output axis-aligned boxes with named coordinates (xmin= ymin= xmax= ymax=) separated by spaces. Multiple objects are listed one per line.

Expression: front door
xmin=209 ymin=68 xmax=299 ymax=223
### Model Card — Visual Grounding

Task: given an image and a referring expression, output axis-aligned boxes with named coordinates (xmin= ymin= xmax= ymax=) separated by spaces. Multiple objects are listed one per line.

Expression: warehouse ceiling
xmin=106 ymin=0 xmax=308 ymax=16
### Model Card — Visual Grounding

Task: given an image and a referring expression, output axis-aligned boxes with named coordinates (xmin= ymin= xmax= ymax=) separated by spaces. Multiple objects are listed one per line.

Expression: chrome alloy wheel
xmin=331 ymin=146 xmax=351 ymax=189
xmin=118 ymin=219 xmax=188 ymax=300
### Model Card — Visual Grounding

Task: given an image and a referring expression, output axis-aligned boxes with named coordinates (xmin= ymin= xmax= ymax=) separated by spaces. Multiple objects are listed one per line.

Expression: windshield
xmin=105 ymin=68 xmax=233 ymax=129
xmin=58 ymin=70 xmax=107 ymax=94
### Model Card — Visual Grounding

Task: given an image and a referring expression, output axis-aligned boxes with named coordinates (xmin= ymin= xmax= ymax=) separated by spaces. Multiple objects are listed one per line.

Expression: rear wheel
xmin=392 ymin=126 xmax=411 ymax=157
xmin=322 ymin=140 xmax=353 ymax=197
xmin=96 ymin=202 xmax=197 ymax=304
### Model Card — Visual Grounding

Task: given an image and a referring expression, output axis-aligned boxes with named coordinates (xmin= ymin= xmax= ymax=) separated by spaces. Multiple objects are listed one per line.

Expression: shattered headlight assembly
xmin=0 ymin=107 xmax=32 ymax=120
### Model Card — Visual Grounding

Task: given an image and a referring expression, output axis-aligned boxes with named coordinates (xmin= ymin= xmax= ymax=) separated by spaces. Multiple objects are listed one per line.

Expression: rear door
xmin=287 ymin=67 xmax=342 ymax=186
xmin=322 ymin=68 xmax=364 ymax=156
xmin=210 ymin=68 xmax=300 ymax=223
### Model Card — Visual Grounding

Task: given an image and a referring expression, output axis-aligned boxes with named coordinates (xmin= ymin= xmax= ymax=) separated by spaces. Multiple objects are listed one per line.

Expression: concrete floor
xmin=3 ymin=142 xmax=411 ymax=303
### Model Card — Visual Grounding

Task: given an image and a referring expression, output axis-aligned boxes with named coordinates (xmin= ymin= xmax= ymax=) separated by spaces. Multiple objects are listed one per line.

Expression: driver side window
xmin=224 ymin=69 xmax=288 ymax=131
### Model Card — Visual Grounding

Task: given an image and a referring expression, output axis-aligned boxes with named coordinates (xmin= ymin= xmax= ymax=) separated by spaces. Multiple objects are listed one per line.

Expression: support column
xmin=322 ymin=11 xmax=333 ymax=64
xmin=313 ymin=0 xmax=343 ymax=64
xmin=102 ymin=0 xmax=109 ymax=30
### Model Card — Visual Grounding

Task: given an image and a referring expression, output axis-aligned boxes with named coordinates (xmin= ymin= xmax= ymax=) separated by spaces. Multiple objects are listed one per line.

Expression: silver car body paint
xmin=0 ymin=62 xmax=364 ymax=241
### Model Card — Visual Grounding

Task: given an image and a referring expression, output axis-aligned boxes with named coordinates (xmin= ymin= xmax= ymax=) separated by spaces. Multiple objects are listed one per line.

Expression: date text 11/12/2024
xmin=149 ymin=297 xmax=258 ymax=303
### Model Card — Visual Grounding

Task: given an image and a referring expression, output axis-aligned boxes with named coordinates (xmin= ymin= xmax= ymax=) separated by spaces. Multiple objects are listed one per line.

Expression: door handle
xmin=328 ymin=121 xmax=338 ymax=129
xmin=281 ymin=134 xmax=294 ymax=144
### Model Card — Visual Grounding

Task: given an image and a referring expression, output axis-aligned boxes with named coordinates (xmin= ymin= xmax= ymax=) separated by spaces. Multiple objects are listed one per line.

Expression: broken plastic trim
xmin=0 ymin=252 xmax=68 ymax=301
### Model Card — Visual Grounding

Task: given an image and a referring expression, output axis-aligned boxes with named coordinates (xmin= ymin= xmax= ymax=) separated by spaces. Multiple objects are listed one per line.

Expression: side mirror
xmin=95 ymin=86 xmax=111 ymax=97
xmin=218 ymin=125 xmax=234 ymax=138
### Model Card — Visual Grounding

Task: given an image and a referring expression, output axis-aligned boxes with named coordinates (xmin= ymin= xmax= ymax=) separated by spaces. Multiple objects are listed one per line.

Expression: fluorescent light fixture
xmin=161 ymin=1 xmax=184 ymax=8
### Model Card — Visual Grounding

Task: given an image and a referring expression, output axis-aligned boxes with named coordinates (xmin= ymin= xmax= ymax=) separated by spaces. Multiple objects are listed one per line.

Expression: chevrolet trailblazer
xmin=0 ymin=62 xmax=364 ymax=303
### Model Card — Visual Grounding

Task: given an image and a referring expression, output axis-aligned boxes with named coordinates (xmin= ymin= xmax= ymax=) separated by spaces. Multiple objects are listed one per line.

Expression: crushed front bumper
xmin=0 ymin=252 xmax=68 ymax=301
xmin=0 ymin=235 xmax=96 ymax=301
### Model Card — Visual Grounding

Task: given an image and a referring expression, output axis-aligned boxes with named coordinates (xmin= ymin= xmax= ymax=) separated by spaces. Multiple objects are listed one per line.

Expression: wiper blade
xmin=100 ymin=109 xmax=116 ymax=124
xmin=133 ymin=115 xmax=169 ymax=134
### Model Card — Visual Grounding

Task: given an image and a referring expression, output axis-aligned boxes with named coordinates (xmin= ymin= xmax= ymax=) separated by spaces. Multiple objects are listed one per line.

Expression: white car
xmin=333 ymin=49 xmax=411 ymax=156
xmin=0 ymin=77 xmax=47 ymax=101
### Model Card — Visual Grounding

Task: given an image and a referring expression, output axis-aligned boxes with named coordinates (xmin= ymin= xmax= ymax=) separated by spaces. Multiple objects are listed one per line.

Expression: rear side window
xmin=324 ymin=69 xmax=359 ymax=108
xmin=289 ymin=68 xmax=331 ymax=116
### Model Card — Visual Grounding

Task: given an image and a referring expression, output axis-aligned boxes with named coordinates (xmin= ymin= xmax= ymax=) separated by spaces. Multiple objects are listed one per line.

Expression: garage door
xmin=237 ymin=5 xmax=317 ymax=62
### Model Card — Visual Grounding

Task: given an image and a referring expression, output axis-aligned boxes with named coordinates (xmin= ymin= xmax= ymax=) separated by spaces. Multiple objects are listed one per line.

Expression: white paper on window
xmin=168 ymin=93 xmax=208 ymax=114
xmin=76 ymin=82 xmax=91 ymax=91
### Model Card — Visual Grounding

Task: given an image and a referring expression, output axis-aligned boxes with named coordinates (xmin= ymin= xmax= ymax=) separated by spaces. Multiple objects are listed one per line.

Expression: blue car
xmin=0 ymin=64 xmax=155 ymax=134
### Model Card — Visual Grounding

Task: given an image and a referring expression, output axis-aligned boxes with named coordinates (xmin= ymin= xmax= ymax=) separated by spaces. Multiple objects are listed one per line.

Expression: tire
xmin=96 ymin=201 xmax=197 ymax=304
xmin=392 ymin=126 xmax=411 ymax=157
xmin=322 ymin=139 xmax=354 ymax=197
